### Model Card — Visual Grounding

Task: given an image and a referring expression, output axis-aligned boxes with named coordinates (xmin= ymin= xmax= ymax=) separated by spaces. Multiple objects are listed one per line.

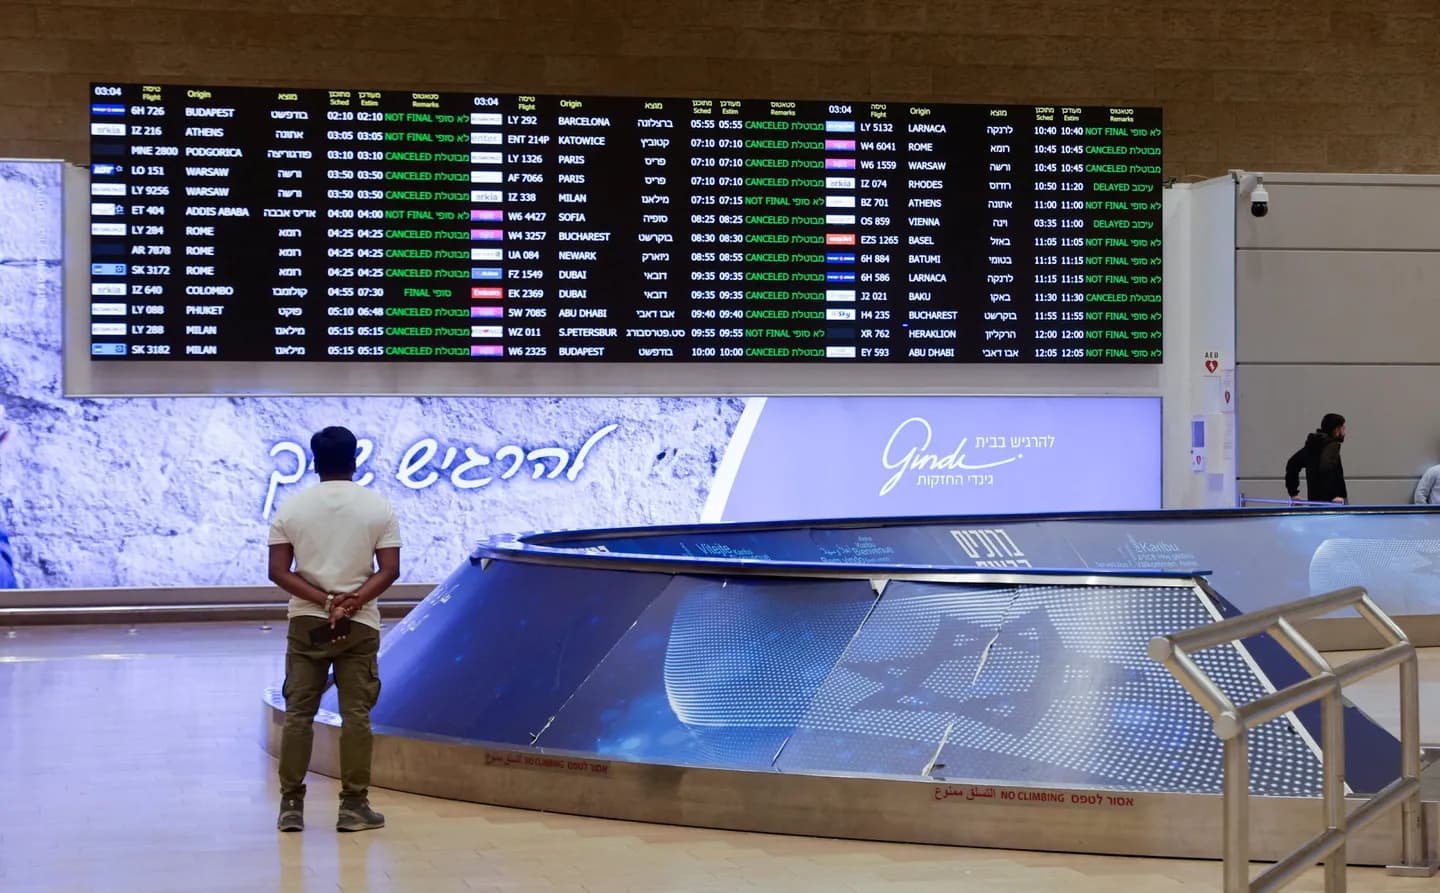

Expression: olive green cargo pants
xmin=278 ymin=617 xmax=382 ymax=801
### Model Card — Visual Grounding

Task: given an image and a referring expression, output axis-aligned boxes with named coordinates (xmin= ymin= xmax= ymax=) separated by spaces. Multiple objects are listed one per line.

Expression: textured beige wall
xmin=1 ymin=0 xmax=1437 ymax=176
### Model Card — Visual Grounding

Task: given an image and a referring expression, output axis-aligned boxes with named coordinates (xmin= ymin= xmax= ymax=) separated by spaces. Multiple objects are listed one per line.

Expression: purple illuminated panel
xmin=707 ymin=396 xmax=1161 ymax=522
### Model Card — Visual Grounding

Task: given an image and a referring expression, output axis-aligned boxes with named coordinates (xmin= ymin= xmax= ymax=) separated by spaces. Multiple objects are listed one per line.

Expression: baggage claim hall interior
xmin=6 ymin=2 xmax=1440 ymax=891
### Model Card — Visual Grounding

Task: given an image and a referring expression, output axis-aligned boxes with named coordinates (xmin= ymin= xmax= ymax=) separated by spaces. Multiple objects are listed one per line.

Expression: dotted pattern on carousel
xmin=777 ymin=582 xmax=1322 ymax=796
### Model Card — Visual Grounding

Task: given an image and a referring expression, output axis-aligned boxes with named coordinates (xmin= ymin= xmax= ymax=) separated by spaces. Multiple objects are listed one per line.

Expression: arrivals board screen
xmin=88 ymin=83 xmax=1163 ymax=363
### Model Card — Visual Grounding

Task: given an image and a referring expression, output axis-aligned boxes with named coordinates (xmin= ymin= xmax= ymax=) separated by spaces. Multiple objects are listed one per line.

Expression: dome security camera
xmin=1250 ymin=183 xmax=1269 ymax=217
xmin=1231 ymin=170 xmax=1270 ymax=218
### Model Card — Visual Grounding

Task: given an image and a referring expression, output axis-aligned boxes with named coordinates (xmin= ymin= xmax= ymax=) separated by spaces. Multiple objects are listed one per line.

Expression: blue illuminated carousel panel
xmin=932 ymin=584 xmax=1322 ymax=795
xmin=533 ymin=575 xmax=877 ymax=769
xmin=775 ymin=581 xmax=1016 ymax=776
xmin=773 ymin=581 xmax=1328 ymax=795
xmin=326 ymin=560 xmax=671 ymax=746
xmin=1195 ymin=581 xmax=1404 ymax=796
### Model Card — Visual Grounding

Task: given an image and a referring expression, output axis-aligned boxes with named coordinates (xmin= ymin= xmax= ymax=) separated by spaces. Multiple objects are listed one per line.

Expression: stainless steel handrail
xmin=1149 ymin=586 xmax=1437 ymax=891
xmin=1240 ymin=497 xmax=1343 ymax=508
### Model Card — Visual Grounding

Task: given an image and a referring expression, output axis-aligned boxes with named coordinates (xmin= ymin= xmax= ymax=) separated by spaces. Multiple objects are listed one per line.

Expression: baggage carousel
xmin=262 ymin=508 xmax=1440 ymax=864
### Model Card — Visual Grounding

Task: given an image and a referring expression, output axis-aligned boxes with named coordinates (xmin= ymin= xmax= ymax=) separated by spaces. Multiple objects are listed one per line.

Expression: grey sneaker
xmin=277 ymin=796 xmax=304 ymax=832
xmin=336 ymin=798 xmax=385 ymax=832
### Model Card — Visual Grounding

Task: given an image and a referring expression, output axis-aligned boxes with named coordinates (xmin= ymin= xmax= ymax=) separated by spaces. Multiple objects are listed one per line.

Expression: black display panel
xmin=88 ymin=83 xmax=1162 ymax=363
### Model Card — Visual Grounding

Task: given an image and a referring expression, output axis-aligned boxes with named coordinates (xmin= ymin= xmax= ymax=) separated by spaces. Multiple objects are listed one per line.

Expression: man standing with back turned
xmin=1285 ymin=413 xmax=1349 ymax=505
xmin=268 ymin=426 xmax=401 ymax=833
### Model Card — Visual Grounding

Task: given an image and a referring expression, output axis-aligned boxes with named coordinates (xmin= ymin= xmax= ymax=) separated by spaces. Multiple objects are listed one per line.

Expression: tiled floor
xmin=0 ymin=621 xmax=1436 ymax=892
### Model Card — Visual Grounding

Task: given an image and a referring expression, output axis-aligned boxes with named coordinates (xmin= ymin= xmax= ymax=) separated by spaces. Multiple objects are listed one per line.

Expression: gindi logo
xmin=879 ymin=417 xmax=1023 ymax=496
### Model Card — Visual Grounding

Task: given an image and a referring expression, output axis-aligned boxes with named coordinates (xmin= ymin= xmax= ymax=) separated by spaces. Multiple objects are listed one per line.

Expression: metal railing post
xmin=1322 ymin=689 xmax=1347 ymax=892
xmin=1224 ymin=735 xmax=1250 ymax=892
xmin=1398 ymin=654 xmax=1425 ymax=869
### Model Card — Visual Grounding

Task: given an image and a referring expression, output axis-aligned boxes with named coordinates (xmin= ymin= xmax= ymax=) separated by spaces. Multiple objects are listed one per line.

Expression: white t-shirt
xmin=267 ymin=480 xmax=401 ymax=631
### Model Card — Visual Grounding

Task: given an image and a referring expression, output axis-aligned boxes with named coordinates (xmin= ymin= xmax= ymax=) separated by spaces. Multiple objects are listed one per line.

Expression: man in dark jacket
xmin=1285 ymin=413 xmax=1348 ymax=504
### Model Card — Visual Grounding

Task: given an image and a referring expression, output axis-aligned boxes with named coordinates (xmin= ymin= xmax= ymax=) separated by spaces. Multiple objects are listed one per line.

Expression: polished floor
xmin=1 ymin=621 xmax=1437 ymax=892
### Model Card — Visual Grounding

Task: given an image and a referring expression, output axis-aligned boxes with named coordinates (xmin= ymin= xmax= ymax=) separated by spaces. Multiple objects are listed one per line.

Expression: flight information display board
xmin=88 ymin=83 xmax=1163 ymax=363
